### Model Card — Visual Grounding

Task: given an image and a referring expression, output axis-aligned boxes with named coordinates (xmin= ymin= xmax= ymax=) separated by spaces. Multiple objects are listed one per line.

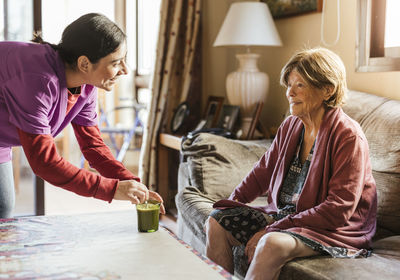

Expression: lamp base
xmin=226 ymin=53 xmax=269 ymax=118
xmin=225 ymin=53 xmax=268 ymax=138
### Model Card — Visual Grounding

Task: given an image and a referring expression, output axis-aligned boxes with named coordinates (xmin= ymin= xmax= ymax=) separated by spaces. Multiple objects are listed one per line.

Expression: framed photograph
xmin=247 ymin=101 xmax=264 ymax=140
xmin=262 ymin=0 xmax=322 ymax=19
xmin=195 ymin=96 xmax=224 ymax=130
xmin=170 ymin=102 xmax=190 ymax=133
xmin=217 ymin=105 xmax=240 ymax=132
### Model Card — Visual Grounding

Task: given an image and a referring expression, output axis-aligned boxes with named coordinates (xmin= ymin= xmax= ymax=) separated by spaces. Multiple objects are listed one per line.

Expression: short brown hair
xmin=280 ymin=47 xmax=347 ymax=108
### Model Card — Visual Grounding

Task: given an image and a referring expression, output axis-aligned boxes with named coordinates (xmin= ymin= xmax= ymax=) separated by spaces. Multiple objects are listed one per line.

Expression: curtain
xmin=139 ymin=0 xmax=202 ymax=190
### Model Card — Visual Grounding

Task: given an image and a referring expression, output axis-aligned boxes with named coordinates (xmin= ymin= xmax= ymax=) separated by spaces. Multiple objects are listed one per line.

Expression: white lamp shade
xmin=213 ymin=2 xmax=282 ymax=47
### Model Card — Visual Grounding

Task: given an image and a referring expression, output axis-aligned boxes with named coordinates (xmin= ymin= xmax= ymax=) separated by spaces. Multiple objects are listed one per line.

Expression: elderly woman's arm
xmin=266 ymin=135 xmax=374 ymax=232
xmin=228 ymin=126 xmax=284 ymax=203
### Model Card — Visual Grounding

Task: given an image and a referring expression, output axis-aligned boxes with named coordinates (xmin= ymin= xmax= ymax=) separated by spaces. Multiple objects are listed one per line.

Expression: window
xmin=132 ymin=0 xmax=161 ymax=105
xmin=357 ymin=0 xmax=400 ymax=72
xmin=42 ymin=0 xmax=114 ymax=42
xmin=1 ymin=0 xmax=33 ymax=41
xmin=383 ymin=0 xmax=400 ymax=57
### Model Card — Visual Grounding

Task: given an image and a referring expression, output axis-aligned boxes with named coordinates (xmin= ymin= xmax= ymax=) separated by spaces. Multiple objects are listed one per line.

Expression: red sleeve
xmin=17 ymin=128 xmax=118 ymax=203
xmin=71 ymin=123 xmax=140 ymax=181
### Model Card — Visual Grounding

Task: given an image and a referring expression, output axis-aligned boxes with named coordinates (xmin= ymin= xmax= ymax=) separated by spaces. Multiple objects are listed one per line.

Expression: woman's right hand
xmin=113 ymin=180 xmax=166 ymax=214
xmin=113 ymin=180 xmax=149 ymax=204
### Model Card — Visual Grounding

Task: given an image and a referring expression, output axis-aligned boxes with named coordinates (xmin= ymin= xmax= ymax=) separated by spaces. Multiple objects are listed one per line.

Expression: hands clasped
xmin=113 ymin=180 xmax=166 ymax=214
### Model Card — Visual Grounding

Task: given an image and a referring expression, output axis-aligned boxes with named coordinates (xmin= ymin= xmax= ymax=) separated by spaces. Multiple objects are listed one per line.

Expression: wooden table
xmin=0 ymin=211 xmax=231 ymax=279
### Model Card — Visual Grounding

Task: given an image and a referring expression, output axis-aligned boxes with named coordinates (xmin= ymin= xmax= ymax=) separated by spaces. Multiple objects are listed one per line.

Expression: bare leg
xmin=245 ymin=232 xmax=319 ymax=280
xmin=205 ymin=217 xmax=241 ymax=274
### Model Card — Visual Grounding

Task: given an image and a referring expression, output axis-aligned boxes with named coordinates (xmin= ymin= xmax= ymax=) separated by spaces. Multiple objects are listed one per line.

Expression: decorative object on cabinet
xmin=216 ymin=104 xmax=240 ymax=133
xmin=213 ymin=2 xmax=282 ymax=138
xmin=261 ymin=0 xmax=323 ymax=19
xmin=246 ymin=101 xmax=264 ymax=140
xmin=194 ymin=96 xmax=224 ymax=131
xmin=170 ymin=102 xmax=190 ymax=134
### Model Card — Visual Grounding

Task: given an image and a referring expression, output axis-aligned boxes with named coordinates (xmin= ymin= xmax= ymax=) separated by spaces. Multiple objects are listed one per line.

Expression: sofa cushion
xmin=360 ymin=99 xmax=400 ymax=173
xmin=343 ymin=90 xmax=400 ymax=236
xmin=180 ymin=133 xmax=272 ymax=200
xmin=373 ymin=235 xmax=400 ymax=257
xmin=231 ymin=238 xmax=400 ymax=280
xmin=175 ymin=187 xmax=216 ymax=249
xmin=342 ymin=90 xmax=387 ymax=125
xmin=372 ymin=171 xmax=400 ymax=236
xmin=279 ymin=254 xmax=400 ymax=280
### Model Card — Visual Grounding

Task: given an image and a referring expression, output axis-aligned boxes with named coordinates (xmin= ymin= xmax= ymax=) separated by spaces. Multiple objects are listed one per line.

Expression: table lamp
xmin=214 ymin=2 xmax=282 ymax=137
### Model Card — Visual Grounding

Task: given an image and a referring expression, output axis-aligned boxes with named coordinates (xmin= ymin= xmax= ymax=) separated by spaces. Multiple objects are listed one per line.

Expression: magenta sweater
xmin=215 ymin=107 xmax=377 ymax=250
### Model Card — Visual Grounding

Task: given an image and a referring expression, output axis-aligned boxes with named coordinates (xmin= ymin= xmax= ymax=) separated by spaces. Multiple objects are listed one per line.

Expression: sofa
xmin=175 ymin=90 xmax=400 ymax=279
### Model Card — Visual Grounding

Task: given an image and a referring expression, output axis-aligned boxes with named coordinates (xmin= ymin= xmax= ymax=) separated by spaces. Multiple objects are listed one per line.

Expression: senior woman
xmin=205 ymin=48 xmax=377 ymax=280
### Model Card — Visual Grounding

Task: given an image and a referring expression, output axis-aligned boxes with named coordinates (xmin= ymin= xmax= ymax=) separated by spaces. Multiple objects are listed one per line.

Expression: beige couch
xmin=175 ymin=90 xmax=400 ymax=279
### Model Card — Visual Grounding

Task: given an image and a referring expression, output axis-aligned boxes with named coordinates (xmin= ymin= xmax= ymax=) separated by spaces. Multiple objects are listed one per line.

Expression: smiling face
xmin=286 ymin=69 xmax=329 ymax=122
xmin=87 ymin=41 xmax=128 ymax=91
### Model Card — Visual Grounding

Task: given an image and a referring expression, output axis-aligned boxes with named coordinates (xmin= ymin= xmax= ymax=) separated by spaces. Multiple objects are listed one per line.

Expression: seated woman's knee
xmin=205 ymin=217 xmax=221 ymax=235
xmin=257 ymin=232 xmax=296 ymax=259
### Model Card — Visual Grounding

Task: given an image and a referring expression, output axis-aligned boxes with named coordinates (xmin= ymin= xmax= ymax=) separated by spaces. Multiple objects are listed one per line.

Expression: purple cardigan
xmin=215 ymin=107 xmax=377 ymax=250
xmin=0 ymin=41 xmax=98 ymax=163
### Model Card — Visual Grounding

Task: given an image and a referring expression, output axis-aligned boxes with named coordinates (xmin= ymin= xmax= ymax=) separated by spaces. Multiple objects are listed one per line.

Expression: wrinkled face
xmin=286 ymin=69 xmax=327 ymax=120
xmin=88 ymin=42 xmax=128 ymax=91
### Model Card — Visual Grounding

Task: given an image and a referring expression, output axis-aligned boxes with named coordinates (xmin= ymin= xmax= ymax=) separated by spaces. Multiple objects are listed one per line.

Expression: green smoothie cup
xmin=136 ymin=200 xmax=161 ymax=232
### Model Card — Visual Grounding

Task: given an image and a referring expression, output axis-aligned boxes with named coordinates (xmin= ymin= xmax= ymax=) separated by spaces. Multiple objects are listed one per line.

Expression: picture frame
xmin=217 ymin=105 xmax=240 ymax=132
xmin=247 ymin=101 xmax=264 ymax=140
xmin=195 ymin=96 xmax=224 ymax=130
xmin=170 ymin=102 xmax=190 ymax=133
xmin=262 ymin=0 xmax=322 ymax=19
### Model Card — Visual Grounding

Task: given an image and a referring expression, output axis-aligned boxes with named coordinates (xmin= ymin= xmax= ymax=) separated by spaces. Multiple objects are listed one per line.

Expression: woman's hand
xmin=148 ymin=190 xmax=166 ymax=214
xmin=113 ymin=180 xmax=166 ymax=214
xmin=245 ymin=229 xmax=267 ymax=263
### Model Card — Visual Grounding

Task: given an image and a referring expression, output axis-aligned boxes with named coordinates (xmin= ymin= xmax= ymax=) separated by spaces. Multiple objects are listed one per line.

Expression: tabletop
xmin=0 ymin=210 xmax=232 ymax=279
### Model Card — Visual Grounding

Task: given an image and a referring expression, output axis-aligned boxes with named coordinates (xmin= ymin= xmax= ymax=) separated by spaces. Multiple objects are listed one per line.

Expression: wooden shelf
xmin=157 ymin=133 xmax=182 ymax=212
xmin=159 ymin=133 xmax=182 ymax=150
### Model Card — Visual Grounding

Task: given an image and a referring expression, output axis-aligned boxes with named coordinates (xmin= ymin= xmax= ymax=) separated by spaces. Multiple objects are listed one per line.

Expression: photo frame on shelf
xmin=247 ymin=101 xmax=264 ymax=140
xmin=262 ymin=0 xmax=322 ymax=19
xmin=217 ymin=105 xmax=240 ymax=132
xmin=194 ymin=96 xmax=224 ymax=130
xmin=170 ymin=102 xmax=190 ymax=133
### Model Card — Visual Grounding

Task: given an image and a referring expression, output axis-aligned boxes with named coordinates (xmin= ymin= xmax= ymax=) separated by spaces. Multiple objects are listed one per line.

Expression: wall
xmin=202 ymin=0 xmax=400 ymax=129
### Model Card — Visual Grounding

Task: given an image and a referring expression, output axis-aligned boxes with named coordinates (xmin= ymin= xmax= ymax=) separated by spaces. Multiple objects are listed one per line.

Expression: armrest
xmin=179 ymin=133 xmax=272 ymax=200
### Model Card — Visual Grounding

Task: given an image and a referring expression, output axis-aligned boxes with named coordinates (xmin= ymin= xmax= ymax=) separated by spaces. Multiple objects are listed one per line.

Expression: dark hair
xmin=32 ymin=13 xmax=126 ymax=67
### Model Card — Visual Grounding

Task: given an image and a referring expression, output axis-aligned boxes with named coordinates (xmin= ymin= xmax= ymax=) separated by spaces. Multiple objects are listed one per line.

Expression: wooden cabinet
xmin=157 ymin=133 xmax=182 ymax=213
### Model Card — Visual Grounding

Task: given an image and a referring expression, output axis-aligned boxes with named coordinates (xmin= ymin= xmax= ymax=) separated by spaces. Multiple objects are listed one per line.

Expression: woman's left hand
xmin=245 ymin=229 xmax=267 ymax=263
xmin=148 ymin=190 xmax=166 ymax=215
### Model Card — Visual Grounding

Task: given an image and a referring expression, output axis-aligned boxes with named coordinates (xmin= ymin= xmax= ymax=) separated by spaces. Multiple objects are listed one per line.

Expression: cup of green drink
xmin=136 ymin=200 xmax=161 ymax=232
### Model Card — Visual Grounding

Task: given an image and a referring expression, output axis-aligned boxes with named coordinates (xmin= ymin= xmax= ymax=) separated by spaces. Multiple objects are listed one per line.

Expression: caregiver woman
xmin=0 ymin=13 xmax=164 ymax=218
